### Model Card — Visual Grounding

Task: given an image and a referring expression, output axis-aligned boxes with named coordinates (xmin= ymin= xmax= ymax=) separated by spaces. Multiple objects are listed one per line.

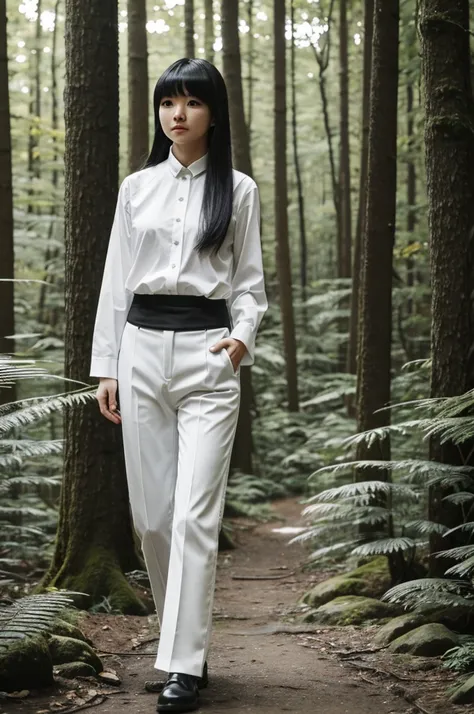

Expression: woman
xmin=90 ymin=58 xmax=267 ymax=713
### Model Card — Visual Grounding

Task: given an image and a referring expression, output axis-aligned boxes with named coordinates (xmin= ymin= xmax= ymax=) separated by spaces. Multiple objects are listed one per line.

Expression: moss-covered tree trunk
xmin=127 ymin=0 xmax=148 ymax=173
xmin=356 ymin=0 xmax=399 ymax=577
xmin=42 ymin=0 xmax=144 ymax=614
xmin=0 ymin=0 xmax=15 ymax=389
xmin=419 ymin=0 xmax=474 ymax=576
xmin=222 ymin=0 xmax=255 ymax=475
xmin=204 ymin=0 xmax=213 ymax=63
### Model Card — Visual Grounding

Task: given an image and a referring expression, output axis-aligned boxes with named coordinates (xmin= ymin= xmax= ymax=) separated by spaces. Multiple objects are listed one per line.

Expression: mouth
xmin=172 ymin=127 xmax=188 ymax=132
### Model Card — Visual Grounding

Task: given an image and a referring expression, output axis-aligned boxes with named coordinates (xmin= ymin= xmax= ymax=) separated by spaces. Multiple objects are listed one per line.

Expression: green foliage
xmin=0 ymin=591 xmax=81 ymax=651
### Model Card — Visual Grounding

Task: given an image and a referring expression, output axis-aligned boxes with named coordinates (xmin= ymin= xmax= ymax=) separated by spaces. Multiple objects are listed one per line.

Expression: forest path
xmin=82 ymin=497 xmax=410 ymax=714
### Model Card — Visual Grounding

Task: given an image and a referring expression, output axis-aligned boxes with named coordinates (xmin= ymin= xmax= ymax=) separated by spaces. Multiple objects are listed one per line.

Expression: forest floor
xmin=2 ymin=498 xmax=465 ymax=714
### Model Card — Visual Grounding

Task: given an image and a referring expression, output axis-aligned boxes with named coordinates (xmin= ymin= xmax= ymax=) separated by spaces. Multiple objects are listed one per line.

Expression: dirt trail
xmin=5 ymin=498 xmax=457 ymax=714
xmin=85 ymin=498 xmax=408 ymax=714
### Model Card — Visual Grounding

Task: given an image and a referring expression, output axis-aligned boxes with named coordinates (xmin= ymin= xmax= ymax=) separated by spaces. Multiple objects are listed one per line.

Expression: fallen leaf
xmin=7 ymin=690 xmax=30 ymax=699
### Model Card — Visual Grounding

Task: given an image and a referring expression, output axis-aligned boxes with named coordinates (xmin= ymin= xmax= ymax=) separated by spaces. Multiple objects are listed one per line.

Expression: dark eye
xmin=161 ymin=99 xmax=172 ymax=107
xmin=188 ymin=99 xmax=201 ymax=106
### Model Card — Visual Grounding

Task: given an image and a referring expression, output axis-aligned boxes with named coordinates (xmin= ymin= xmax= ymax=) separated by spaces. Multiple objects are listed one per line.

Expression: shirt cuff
xmin=230 ymin=322 xmax=256 ymax=366
xmin=90 ymin=357 xmax=118 ymax=380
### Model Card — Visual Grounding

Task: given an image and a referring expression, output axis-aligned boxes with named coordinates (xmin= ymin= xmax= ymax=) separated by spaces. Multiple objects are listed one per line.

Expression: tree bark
xmin=127 ymin=0 xmax=149 ymax=173
xmin=348 ymin=0 xmax=374 ymax=393
xmin=184 ymin=0 xmax=195 ymax=58
xmin=222 ymin=0 xmax=254 ymax=473
xmin=290 ymin=0 xmax=307 ymax=313
xmin=27 ymin=0 xmax=42 ymax=215
xmin=356 ymin=0 xmax=399 ymax=574
xmin=39 ymin=0 xmax=61 ymax=325
xmin=274 ymin=0 xmax=299 ymax=412
xmin=0 ymin=0 xmax=15 ymax=377
xmin=246 ymin=0 xmax=254 ymax=138
xmin=419 ymin=0 xmax=474 ymax=575
xmin=406 ymin=82 xmax=416 ymax=318
xmin=204 ymin=0 xmax=213 ymax=63
xmin=42 ymin=0 xmax=144 ymax=613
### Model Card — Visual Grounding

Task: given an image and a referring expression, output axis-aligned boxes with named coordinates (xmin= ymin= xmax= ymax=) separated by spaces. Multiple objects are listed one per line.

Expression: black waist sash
xmin=126 ymin=294 xmax=231 ymax=331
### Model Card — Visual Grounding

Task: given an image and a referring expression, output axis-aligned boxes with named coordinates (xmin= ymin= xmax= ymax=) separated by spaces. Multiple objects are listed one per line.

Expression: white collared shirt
xmin=90 ymin=147 xmax=268 ymax=379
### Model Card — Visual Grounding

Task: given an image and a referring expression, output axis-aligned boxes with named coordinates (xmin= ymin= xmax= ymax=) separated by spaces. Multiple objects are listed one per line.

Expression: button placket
xmin=167 ymin=169 xmax=191 ymax=292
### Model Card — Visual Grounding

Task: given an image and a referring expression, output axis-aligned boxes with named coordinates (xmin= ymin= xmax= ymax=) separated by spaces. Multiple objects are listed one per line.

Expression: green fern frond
xmin=352 ymin=537 xmax=416 ymax=556
xmin=382 ymin=578 xmax=474 ymax=608
xmin=0 ymin=439 xmax=63 ymax=468
xmin=444 ymin=522 xmax=474 ymax=537
xmin=404 ymin=520 xmax=449 ymax=536
xmin=307 ymin=540 xmax=361 ymax=560
xmin=0 ymin=389 xmax=95 ymax=434
xmin=307 ymin=477 xmax=419 ymax=502
xmin=443 ymin=492 xmax=474 ymax=505
xmin=302 ymin=502 xmax=390 ymax=520
xmin=0 ymin=592 xmax=85 ymax=649
xmin=434 ymin=544 xmax=474 ymax=562
xmin=445 ymin=555 xmax=474 ymax=578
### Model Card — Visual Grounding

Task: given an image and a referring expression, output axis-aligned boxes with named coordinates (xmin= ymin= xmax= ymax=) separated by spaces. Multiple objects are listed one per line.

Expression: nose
xmin=173 ymin=102 xmax=186 ymax=122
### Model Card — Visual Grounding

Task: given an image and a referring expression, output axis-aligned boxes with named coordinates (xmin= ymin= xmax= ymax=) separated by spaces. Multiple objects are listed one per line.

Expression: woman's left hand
xmin=209 ymin=337 xmax=247 ymax=371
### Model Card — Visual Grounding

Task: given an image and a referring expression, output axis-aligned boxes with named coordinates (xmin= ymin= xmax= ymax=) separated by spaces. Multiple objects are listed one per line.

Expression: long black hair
xmin=145 ymin=58 xmax=233 ymax=256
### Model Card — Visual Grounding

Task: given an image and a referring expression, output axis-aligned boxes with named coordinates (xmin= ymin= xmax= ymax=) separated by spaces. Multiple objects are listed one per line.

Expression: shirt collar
xmin=167 ymin=146 xmax=208 ymax=178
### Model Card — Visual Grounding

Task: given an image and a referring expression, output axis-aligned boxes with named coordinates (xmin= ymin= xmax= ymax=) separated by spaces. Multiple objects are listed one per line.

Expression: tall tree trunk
xmin=419 ymin=0 xmax=474 ymax=576
xmin=27 ymin=0 xmax=42 ymax=214
xmin=39 ymin=0 xmax=61 ymax=324
xmin=204 ymin=0 xmax=213 ymax=63
xmin=406 ymin=82 xmax=416 ymax=318
xmin=42 ymin=0 xmax=144 ymax=613
xmin=0 ymin=0 xmax=15 ymax=380
xmin=274 ymin=0 xmax=299 ymax=412
xmin=311 ymin=0 xmax=340 ymax=278
xmin=127 ymin=0 xmax=149 ymax=173
xmin=348 ymin=0 xmax=374 ymax=392
xmin=222 ymin=0 xmax=254 ymax=474
xmin=356 ymin=0 xmax=399 ymax=578
xmin=246 ymin=0 xmax=254 ymax=138
xmin=338 ymin=0 xmax=352 ymax=369
xmin=338 ymin=0 xmax=351 ymax=281
xmin=222 ymin=0 xmax=251 ymax=175
xmin=184 ymin=0 xmax=195 ymax=58
xmin=290 ymin=0 xmax=307 ymax=314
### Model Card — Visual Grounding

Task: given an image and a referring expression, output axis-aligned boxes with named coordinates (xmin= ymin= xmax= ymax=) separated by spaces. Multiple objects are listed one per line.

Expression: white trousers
xmin=117 ymin=322 xmax=241 ymax=677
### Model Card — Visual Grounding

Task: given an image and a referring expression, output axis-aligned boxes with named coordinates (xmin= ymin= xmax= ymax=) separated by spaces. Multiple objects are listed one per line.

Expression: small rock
xmin=47 ymin=635 xmax=103 ymax=674
xmin=97 ymin=671 xmax=121 ymax=686
xmin=373 ymin=613 xmax=428 ymax=646
xmin=54 ymin=662 xmax=96 ymax=679
xmin=388 ymin=623 xmax=459 ymax=656
xmin=302 ymin=595 xmax=396 ymax=626
xmin=449 ymin=673 xmax=474 ymax=704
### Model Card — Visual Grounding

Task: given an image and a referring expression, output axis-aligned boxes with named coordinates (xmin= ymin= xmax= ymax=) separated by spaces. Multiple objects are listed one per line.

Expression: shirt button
xmin=176 ymin=218 xmax=181 ymax=222
xmin=171 ymin=263 xmax=176 ymax=268
xmin=181 ymin=176 xmax=187 ymax=180
xmin=174 ymin=240 xmax=179 ymax=245
xmin=179 ymin=197 xmax=184 ymax=202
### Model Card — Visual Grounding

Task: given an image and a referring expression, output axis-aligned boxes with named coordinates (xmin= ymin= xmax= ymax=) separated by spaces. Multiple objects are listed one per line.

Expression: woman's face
xmin=159 ymin=91 xmax=213 ymax=146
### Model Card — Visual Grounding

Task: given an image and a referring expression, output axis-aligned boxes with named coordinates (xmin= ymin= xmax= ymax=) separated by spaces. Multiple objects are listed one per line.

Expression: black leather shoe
xmin=156 ymin=672 xmax=200 ymax=712
xmin=146 ymin=661 xmax=208 ymax=694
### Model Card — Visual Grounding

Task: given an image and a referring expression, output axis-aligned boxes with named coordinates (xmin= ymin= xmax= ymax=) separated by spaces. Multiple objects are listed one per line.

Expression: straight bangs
xmin=154 ymin=62 xmax=216 ymax=114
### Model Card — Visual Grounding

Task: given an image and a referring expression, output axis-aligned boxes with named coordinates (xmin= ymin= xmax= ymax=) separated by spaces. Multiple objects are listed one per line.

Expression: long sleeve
xmin=90 ymin=178 xmax=133 ymax=379
xmin=229 ymin=185 xmax=268 ymax=366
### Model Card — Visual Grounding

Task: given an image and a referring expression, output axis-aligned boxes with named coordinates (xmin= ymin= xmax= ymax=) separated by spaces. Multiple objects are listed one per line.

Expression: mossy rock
xmin=388 ymin=623 xmax=459 ymax=657
xmin=47 ymin=634 xmax=103 ymax=673
xmin=449 ymin=673 xmax=474 ymax=704
xmin=301 ymin=557 xmax=391 ymax=608
xmin=373 ymin=613 xmax=428 ymax=647
xmin=303 ymin=596 xmax=396 ymax=626
xmin=0 ymin=634 xmax=53 ymax=692
xmin=55 ymin=661 xmax=97 ymax=679
xmin=49 ymin=619 xmax=92 ymax=645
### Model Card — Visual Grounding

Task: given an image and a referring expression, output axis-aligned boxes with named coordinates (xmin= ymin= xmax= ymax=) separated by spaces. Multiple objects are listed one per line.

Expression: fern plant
xmin=0 ymin=356 xmax=95 ymax=581
xmin=0 ymin=591 xmax=82 ymax=650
